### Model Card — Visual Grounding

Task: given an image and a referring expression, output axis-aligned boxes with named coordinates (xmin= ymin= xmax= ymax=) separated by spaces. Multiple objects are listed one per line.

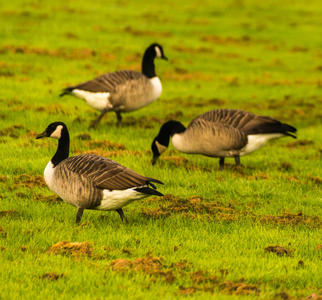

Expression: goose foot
xmin=89 ymin=109 xmax=108 ymax=129
xmin=116 ymin=112 xmax=122 ymax=127
xmin=116 ymin=208 xmax=128 ymax=224
xmin=219 ymin=157 xmax=225 ymax=171
xmin=76 ymin=207 xmax=84 ymax=223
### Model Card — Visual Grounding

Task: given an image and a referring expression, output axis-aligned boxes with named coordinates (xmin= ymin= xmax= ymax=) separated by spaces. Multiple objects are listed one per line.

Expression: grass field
xmin=1 ymin=0 xmax=322 ymax=299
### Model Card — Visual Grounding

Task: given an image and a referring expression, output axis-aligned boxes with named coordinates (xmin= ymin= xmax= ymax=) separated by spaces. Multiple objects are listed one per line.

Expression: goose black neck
xmin=51 ymin=132 xmax=70 ymax=167
xmin=141 ymin=51 xmax=156 ymax=78
xmin=157 ymin=121 xmax=186 ymax=146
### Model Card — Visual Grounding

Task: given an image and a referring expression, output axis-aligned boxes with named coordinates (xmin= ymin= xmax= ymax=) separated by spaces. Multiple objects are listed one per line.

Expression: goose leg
xmin=116 ymin=208 xmax=128 ymax=224
xmin=76 ymin=207 xmax=84 ymax=223
xmin=219 ymin=157 xmax=225 ymax=171
xmin=90 ymin=108 xmax=108 ymax=129
xmin=234 ymin=156 xmax=241 ymax=166
xmin=116 ymin=112 xmax=122 ymax=127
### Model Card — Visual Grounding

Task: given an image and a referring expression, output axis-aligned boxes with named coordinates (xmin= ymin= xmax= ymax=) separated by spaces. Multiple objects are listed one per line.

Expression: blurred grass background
xmin=0 ymin=0 xmax=322 ymax=299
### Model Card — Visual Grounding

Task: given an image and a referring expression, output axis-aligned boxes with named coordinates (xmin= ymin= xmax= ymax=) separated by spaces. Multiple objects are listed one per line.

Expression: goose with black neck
xmin=151 ymin=109 xmax=297 ymax=170
xmin=60 ymin=43 xmax=168 ymax=128
xmin=37 ymin=122 xmax=164 ymax=223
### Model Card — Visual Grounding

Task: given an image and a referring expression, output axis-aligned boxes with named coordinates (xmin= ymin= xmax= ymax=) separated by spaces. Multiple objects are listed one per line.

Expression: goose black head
xmin=151 ymin=137 xmax=168 ymax=165
xmin=146 ymin=43 xmax=168 ymax=61
xmin=151 ymin=120 xmax=186 ymax=165
xmin=36 ymin=122 xmax=68 ymax=140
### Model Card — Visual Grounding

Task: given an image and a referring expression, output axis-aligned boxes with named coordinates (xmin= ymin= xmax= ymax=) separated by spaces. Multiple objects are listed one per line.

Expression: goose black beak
xmin=162 ymin=55 xmax=168 ymax=61
xmin=36 ymin=131 xmax=48 ymax=139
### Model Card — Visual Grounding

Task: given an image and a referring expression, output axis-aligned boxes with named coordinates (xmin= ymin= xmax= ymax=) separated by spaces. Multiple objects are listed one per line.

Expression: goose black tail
xmin=134 ymin=186 xmax=164 ymax=197
xmin=60 ymin=87 xmax=74 ymax=97
xmin=245 ymin=122 xmax=297 ymax=139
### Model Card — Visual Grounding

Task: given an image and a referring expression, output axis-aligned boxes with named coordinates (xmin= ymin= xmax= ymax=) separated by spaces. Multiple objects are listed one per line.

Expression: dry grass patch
xmin=39 ymin=272 xmax=64 ymax=281
xmin=264 ymin=245 xmax=295 ymax=257
xmin=110 ymin=256 xmax=176 ymax=283
xmin=48 ymin=241 xmax=93 ymax=257
xmin=0 ymin=125 xmax=25 ymax=138
xmin=13 ymin=174 xmax=46 ymax=188
xmin=260 ymin=212 xmax=322 ymax=229
xmin=141 ymin=194 xmax=241 ymax=221
xmin=0 ymin=210 xmax=18 ymax=218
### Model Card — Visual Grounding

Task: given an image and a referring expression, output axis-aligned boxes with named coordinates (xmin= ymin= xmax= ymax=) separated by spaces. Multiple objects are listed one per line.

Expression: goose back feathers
xmin=37 ymin=122 xmax=163 ymax=223
xmin=60 ymin=43 xmax=167 ymax=128
xmin=151 ymin=109 xmax=297 ymax=169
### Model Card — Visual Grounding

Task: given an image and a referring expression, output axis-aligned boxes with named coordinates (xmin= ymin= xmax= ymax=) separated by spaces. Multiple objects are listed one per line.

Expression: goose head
xmin=151 ymin=120 xmax=186 ymax=165
xmin=145 ymin=43 xmax=168 ymax=61
xmin=36 ymin=122 xmax=68 ymax=140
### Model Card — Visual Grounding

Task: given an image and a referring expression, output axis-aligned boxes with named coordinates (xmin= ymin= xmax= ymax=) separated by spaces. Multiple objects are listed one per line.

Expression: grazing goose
xmin=151 ymin=109 xmax=297 ymax=170
xmin=36 ymin=122 xmax=163 ymax=223
xmin=60 ymin=43 xmax=168 ymax=128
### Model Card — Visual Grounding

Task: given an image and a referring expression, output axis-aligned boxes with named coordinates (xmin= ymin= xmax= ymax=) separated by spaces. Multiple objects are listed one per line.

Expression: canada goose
xmin=36 ymin=122 xmax=163 ymax=223
xmin=151 ymin=109 xmax=297 ymax=170
xmin=60 ymin=43 xmax=168 ymax=128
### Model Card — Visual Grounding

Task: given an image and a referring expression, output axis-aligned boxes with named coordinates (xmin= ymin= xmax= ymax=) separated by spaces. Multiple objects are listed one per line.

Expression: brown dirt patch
xmin=306 ymin=293 xmax=322 ymax=300
xmin=32 ymin=194 xmax=63 ymax=204
xmin=0 ymin=210 xmax=18 ymax=218
xmin=178 ymin=286 xmax=202 ymax=295
xmin=13 ymin=174 xmax=46 ymax=188
xmin=260 ymin=212 xmax=322 ymax=229
xmin=48 ymin=241 xmax=93 ymax=257
xmin=190 ymin=270 xmax=219 ymax=284
xmin=316 ymin=245 xmax=322 ymax=251
xmin=76 ymin=133 xmax=92 ymax=141
xmin=82 ymin=140 xmax=126 ymax=150
xmin=110 ymin=256 xmax=176 ymax=283
xmin=219 ymin=280 xmax=259 ymax=295
xmin=0 ymin=124 xmax=25 ymax=138
xmin=141 ymin=194 xmax=240 ymax=221
xmin=264 ymin=245 xmax=295 ymax=257
xmin=76 ymin=149 xmax=144 ymax=159
xmin=121 ymin=115 xmax=164 ymax=128
xmin=0 ymin=45 xmax=100 ymax=60
xmin=39 ymin=272 xmax=64 ymax=281
xmin=123 ymin=26 xmax=171 ymax=37
xmin=307 ymin=176 xmax=322 ymax=185
xmin=0 ymin=226 xmax=6 ymax=237
xmin=286 ymin=140 xmax=314 ymax=148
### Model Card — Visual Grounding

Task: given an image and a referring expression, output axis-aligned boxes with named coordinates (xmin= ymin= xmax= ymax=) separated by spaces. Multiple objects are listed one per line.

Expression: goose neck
xmin=51 ymin=133 xmax=70 ymax=167
xmin=142 ymin=53 xmax=156 ymax=78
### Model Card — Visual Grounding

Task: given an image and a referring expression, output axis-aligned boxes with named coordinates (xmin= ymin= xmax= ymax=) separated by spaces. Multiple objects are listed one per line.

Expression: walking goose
xmin=151 ymin=109 xmax=297 ymax=170
xmin=60 ymin=43 xmax=168 ymax=128
xmin=36 ymin=122 xmax=163 ymax=223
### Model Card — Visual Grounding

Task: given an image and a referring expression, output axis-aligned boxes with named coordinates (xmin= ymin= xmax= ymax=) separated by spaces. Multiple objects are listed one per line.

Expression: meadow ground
xmin=0 ymin=0 xmax=322 ymax=299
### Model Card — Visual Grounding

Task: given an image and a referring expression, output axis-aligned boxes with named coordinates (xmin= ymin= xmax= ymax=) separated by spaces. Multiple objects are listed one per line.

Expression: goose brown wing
xmin=63 ymin=153 xmax=159 ymax=190
xmin=68 ymin=70 xmax=145 ymax=93
xmin=189 ymin=118 xmax=248 ymax=151
xmin=193 ymin=109 xmax=297 ymax=137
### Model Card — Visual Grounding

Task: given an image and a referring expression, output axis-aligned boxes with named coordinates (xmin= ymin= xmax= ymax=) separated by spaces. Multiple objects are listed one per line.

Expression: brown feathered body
xmin=44 ymin=153 xmax=163 ymax=211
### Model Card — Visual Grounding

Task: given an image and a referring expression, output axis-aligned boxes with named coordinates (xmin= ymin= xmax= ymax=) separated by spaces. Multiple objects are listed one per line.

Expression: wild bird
xmin=151 ymin=109 xmax=297 ymax=170
xmin=60 ymin=43 xmax=168 ymax=128
xmin=36 ymin=122 xmax=163 ymax=223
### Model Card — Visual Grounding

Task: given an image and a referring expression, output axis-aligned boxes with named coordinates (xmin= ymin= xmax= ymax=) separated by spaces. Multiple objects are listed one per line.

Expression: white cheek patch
xmin=50 ymin=125 xmax=63 ymax=139
xmin=155 ymin=46 xmax=162 ymax=58
xmin=156 ymin=141 xmax=167 ymax=154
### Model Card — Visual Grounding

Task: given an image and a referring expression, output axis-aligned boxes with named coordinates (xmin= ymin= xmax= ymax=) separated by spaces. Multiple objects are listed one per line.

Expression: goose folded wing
xmin=64 ymin=154 xmax=152 ymax=190
xmin=70 ymin=70 xmax=144 ymax=93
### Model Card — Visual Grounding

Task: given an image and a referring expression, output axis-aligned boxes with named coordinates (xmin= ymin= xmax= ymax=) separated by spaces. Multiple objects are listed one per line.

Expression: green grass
xmin=1 ymin=0 xmax=322 ymax=298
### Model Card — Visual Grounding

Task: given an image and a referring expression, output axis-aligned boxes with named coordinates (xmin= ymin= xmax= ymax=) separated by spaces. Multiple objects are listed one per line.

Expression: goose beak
xmin=162 ymin=55 xmax=168 ymax=61
xmin=36 ymin=130 xmax=47 ymax=139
